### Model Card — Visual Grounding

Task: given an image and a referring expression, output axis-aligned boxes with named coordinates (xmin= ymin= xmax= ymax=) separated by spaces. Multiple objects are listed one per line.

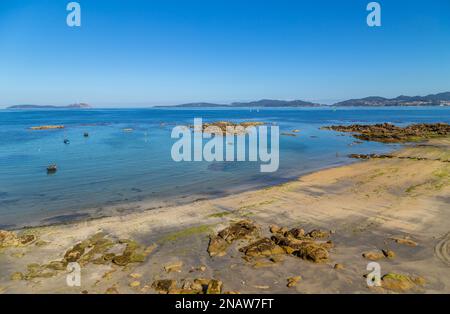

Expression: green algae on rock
xmin=0 ymin=230 xmax=37 ymax=249
xmin=322 ymin=123 xmax=450 ymax=143
xmin=381 ymin=273 xmax=426 ymax=292
xmin=12 ymin=233 xmax=155 ymax=282
xmin=239 ymin=237 xmax=285 ymax=257
xmin=208 ymin=220 xmax=260 ymax=257
xmin=152 ymin=278 xmax=223 ymax=294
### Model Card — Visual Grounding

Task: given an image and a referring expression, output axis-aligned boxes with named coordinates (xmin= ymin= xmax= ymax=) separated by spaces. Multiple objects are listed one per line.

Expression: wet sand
xmin=0 ymin=138 xmax=449 ymax=294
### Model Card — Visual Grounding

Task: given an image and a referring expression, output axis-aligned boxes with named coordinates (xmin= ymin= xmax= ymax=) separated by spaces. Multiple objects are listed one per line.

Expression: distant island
xmin=7 ymin=103 xmax=91 ymax=109
xmin=333 ymin=92 xmax=450 ymax=107
xmin=154 ymin=92 xmax=450 ymax=108
xmin=154 ymin=99 xmax=323 ymax=108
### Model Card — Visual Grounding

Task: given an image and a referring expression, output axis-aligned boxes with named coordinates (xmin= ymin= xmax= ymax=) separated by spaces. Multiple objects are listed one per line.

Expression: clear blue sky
xmin=0 ymin=0 xmax=449 ymax=107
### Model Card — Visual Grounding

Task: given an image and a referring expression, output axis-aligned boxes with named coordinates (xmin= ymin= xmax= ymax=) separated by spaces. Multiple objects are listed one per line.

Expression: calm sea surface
xmin=1 ymin=107 xmax=449 ymax=228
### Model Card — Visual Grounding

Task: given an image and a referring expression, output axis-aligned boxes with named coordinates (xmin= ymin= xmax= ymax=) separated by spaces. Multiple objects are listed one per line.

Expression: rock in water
xmin=322 ymin=123 xmax=450 ymax=143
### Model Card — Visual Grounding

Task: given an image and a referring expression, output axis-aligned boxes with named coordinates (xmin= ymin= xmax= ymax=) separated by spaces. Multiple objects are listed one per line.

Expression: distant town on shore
xmin=6 ymin=92 xmax=450 ymax=109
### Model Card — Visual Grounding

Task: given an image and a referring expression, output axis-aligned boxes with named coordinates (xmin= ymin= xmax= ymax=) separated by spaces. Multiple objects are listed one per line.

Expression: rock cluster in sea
xmin=322 ymin=123 xmax=450 ymax=143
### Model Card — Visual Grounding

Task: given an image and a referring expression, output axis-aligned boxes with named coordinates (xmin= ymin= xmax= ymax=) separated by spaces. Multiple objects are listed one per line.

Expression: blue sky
xmin=0 ymin=0 xmax=449 ymax=107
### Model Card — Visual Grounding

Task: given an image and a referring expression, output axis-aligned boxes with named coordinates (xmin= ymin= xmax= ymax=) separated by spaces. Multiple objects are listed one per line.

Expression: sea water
xmin=0 ymin=107 xmax=448 ymax=228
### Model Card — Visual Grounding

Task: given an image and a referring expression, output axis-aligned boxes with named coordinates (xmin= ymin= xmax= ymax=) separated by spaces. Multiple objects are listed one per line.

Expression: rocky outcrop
xmin=322 ymin=123 xmax=450 ymax=143
xmin=12 ymin=233 xmax=156 ymax=281
xmin=207 ymin=220 xmax=259 ymax=257
xmin=193 ymin=121 xmax=265 ymax=135
xmin=0 ymin=230 xmax=36 ymax=248
xmin=349 ymin=154 xmax=394 ymax=160
xmin=239 ymin=237 xmax=285 ymax=257
xmin=29 ymin=125 xmax=65 ymax=130
xmin=151 ymin=278 xmax=223 ymax=294
xmin=269 ymin=226 xmax=333 ymax=263
xmin=381 ymin=273 xmax=425 ymax=292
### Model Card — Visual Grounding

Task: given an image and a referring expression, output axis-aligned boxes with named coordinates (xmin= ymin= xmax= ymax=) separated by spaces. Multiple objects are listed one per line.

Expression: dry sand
xmin=0 ymin=138 xmax=449 ymax=294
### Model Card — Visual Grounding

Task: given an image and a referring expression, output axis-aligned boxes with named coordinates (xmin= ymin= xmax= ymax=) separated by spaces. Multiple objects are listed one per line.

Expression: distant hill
xmin=7 ymin=103 xmax=91 ymax=109
xmin=155 ymin=99 xmax=323 ymax=108
xmin=154 ymin=102 xmax=228 ymax=108
xmin=230 ymin=99 xmax=322 ymax=107
xmin=333 ymin=92 xmax=450 ymax=107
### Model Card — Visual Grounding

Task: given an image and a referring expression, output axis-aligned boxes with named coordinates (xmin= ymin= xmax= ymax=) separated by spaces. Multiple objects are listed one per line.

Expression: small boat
xmin=47 ymin=164 xmax=57 ymax=173
xmin=63 ymin=139 xmax=70 ymax=144
xmin=83 ymin=132 xmax=89 ymax=137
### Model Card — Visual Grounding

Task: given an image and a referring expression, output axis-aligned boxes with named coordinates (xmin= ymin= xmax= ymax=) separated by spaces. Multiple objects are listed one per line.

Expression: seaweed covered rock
xmin=390 ymin=236 xmax=418 ymax=247
xmin=207 ymin=236 xmax=230 ymax=257
xmin=277 ymin=227 xmax=330 ymax=241
xmin=194 ymin=121 xmax=265 ymax=135
xmin=284 ymin=228 xmax=305 ymax=238
xmin=381 ymin=273 xmax=425 ymax=292
xmin=206 ymin=279 xmax=223 ymax=294
xmin=239 ymin=238 xmax=285 ymax=257
xmin=152 ymin=279 xmax=177 ymax=293
xmin=287 ymin=276 xmax=302 ymax=287
xmin=64 ymin=243 xmax=86 ymax=263
xmin=382 ymin=249 xmax=396 ymax=259
xmin=164 ymin=261 xmax=183 ymax=273
xmin=295 ymin=242 xmax=329 ymax=263
xmin=14 ymin=233 xmax=155 ymax=282
xmin=112 ymin=239 xmax=148 ymax=266
xmin=0 ymin=230 xmax=36 ymax=248
xmin=322 ymin=123 xmax=450 ymax=143
xmin=24 ymin=263 xmax=58 ymax=280
xmin=306 ymin=229 xmax=330 ymax=239
xmin=218 ymin=220 xmax=259 ymax=243
xmin=362 ymin=251 xmax=386 ymax=261
xmin=271 ymin=234 xmax=331 ymax=263
xmin=207 ymin=220 xmax=259 ymax=257
xmin=152 ymin=278 xmax=223 ymax=294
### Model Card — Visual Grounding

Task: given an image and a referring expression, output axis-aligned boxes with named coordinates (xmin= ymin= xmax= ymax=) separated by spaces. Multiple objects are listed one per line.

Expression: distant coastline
xmin=5 ymin=92 xmax=450 ymax=109
xmin=154 ymin=92 xmax=450 ymax=108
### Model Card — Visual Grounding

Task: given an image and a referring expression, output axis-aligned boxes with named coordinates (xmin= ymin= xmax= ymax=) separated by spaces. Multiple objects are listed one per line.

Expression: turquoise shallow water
xmin=0 ymin=107 xmax=449 ymax=228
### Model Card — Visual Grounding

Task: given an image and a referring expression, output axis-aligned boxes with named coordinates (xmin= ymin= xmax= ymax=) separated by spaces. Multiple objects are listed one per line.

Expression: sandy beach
xmin=1 ymin=137 xmax=449 ymax=294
